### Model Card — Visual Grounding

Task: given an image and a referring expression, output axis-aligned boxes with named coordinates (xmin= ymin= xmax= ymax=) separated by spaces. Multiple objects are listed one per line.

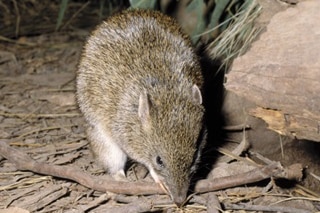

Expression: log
xmin=225 ymin=0 xmax=320 ymax=142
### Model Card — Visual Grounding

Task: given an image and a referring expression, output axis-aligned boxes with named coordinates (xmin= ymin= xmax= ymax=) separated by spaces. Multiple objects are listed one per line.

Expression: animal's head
xmin=137 ymin=84 xmax=206 ymax=206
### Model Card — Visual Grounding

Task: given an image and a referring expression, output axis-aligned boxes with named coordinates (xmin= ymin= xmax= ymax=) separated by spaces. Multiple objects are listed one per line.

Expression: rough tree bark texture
xmin=225 ymin=0 xmax=320 ymax=142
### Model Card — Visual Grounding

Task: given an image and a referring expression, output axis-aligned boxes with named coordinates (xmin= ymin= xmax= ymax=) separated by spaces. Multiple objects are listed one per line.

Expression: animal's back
xmin=77 ymin=10 xmax=203 ymax=128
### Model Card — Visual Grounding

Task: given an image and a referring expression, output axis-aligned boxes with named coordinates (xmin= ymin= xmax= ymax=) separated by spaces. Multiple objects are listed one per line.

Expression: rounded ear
xmin=138 ymin=89 xmax=151 ymax=130
xmin=192 ymin=84 xmax=202 ymax=105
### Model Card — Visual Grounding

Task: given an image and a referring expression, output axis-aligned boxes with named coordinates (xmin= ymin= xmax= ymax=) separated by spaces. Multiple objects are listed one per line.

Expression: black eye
xmin=156 ymin=156 xmax=164 ymax=167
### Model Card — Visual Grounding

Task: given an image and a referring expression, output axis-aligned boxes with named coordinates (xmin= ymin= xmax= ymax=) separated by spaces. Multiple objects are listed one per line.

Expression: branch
xmin=0 ymin=140 xmax=161 ymax=195
xmin=0 ymin=140 xmax=303 ymax=196
xmin=195 ymin=162 xmax=303 ymax=193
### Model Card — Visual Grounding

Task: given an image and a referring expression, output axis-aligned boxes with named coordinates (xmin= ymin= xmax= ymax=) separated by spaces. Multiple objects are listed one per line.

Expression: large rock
xmin=225 ymin=0 xmax=320 ymax=142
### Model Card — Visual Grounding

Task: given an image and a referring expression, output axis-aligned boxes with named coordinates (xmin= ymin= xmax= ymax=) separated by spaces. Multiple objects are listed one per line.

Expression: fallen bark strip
xmin=17 ymin=184 xmax=63 ymax=207
xmin=96 ymin=199 xmax=153 ymax=213
xmin=0 ymin=140 xmax=303 ymax=196
xmin=27 ymin=187 xmax=69 ymax=212
xmin=206 ymin=192 xmax=221 ymax=213
xmin=224 ymin=203 xmax=312 ymax=213
xmin=77 ymin=193 xmax=111 ymax=212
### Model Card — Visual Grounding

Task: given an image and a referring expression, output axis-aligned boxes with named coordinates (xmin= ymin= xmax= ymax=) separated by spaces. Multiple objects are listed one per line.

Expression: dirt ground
xmin=0 ymin=32 xmax=319 ymax=213
xmin=0 ymin=4 xmax=320 ymax=213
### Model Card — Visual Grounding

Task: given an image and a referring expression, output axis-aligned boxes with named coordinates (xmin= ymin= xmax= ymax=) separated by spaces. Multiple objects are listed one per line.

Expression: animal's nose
xmin=174 ymin=196 xmax=186 ymax=207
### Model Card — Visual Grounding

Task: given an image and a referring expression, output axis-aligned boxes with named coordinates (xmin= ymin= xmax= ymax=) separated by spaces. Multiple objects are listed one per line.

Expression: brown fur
xmin=76 ymin=9 xmax=206 ymax=205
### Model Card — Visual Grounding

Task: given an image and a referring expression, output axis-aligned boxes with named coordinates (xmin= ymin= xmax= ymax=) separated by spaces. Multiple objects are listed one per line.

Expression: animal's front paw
xmin=112 ymin=170 xmax=127 ymax=181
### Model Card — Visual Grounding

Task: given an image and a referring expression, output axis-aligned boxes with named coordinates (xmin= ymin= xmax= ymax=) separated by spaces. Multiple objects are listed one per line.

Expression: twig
xmin=0 ymin=35 xmax=36 ymax=46
xmin=271 ymin=196 xmax=320 ymax=205
xmin=250 ymin=151 xmax=303 ymax=181
xmin=218 ymin=147 xmax=257 ymax=166
xmin=61 ymin=1 xmax=91 ymax=30
xmin=295 ymin=184 xmax=320 ymax=198
xmin=222 ymin=124 xmax=251 ymax=131
xmin=0 ymin=112 xmax=80 ymax=118
xmin=224 ymin=203 xmax=312 ymax=213
xmin=194 ymin=162 xmax=303 ymax=193
xmin=216 ymin=128 xmax=250 ymax=163
xmin=16 ymin=125 xmax=76 ymax=139
xmin=0 ymin=140 xmax=162 ymax=195
xmin=12 ymin=0 xmax=20 ymax=37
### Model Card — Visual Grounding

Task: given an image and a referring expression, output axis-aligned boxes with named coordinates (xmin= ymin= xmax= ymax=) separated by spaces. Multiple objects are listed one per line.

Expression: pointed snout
xmin=173 ymin=196 xmax=186 ymax=207
xmin=170 ymin=185 xmax=188 ymax=207
xmin=158 ymin=180 xmax=187 ymax=207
